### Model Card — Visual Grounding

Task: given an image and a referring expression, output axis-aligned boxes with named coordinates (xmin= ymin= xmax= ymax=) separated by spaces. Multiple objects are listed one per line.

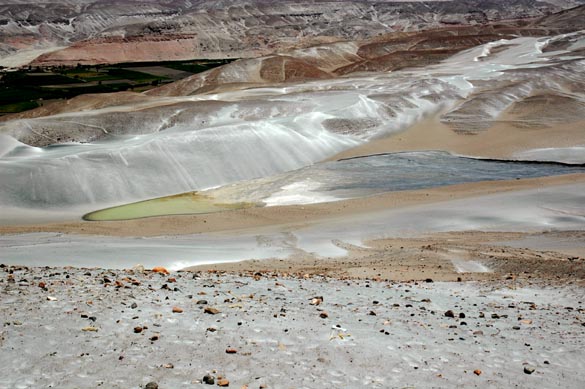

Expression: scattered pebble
xmin=202 ymin=374 xmax=215 ymax=385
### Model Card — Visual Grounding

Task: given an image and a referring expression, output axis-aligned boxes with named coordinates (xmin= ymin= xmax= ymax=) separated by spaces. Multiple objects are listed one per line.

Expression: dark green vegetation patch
xmin=0 ymin=59 xmax=235 ymax=115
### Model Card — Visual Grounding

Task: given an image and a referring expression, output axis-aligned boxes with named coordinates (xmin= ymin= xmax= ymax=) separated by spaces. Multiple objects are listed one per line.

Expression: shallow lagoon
xmin=85 ymin=151 xmax=585 ymax=221
xmin=84 ymin=192 xmax=254 ymax=221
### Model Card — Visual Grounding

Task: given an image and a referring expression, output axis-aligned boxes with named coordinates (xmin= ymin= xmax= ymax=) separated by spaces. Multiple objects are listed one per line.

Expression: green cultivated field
xmin=0 ymin=59 xmax=234 ymax=115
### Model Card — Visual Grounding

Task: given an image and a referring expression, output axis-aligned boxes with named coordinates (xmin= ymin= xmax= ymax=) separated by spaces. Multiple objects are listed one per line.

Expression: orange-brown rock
xmin=152 ymin=267 xmax=170 ymax=275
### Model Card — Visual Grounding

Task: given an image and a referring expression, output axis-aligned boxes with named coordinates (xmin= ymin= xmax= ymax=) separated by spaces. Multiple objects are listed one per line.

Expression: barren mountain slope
xmin=1 ymin=0 xmax=584 ymax=67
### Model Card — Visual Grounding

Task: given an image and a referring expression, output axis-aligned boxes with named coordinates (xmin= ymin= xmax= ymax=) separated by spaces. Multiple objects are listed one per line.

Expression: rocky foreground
xmin=1 ymin=264 xmax=584 ymax=388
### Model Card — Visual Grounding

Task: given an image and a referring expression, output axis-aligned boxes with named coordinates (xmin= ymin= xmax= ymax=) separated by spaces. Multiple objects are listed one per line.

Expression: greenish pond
xmin=83 ymin=192 xmax=255 ymax=221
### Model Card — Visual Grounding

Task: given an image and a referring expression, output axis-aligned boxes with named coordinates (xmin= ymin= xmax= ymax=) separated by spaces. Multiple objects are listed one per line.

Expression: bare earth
xmin=330 ymin=115 xmax=585 ymax=162
xmin=1 ymin=174 xmax=583 ymax=237
xmin=189 ymin=231 xmax=585 ymax=285
xmin=1 ymin=103 xmax=584 ymax=389
xmin=1 ymin=265 xmax=584 ymax=388
xmin=1 ymin=113 xmax=584 ymax=283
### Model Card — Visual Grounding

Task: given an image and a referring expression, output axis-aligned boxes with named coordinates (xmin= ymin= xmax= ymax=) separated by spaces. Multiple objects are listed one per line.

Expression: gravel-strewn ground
xmin=1 ymin=265 xmax=584 ymax=388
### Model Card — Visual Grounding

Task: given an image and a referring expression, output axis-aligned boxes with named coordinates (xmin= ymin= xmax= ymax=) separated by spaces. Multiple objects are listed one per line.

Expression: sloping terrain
xmin=1 ymin=0 xmax=584 ymax=67
xmin=0 ymin=5 xmax=583 ymax=225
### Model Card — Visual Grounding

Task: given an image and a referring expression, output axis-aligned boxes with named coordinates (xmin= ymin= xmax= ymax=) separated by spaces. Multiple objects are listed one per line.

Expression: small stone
xmin=202 ymin=374 xmax=215 ymax=385
xmin=172 ymin=306 xmax=184 ymax=313
xmin=167 ymin=277 xmax=177 ymax=283
xmin=46 ymin=296 xmax=57 ymax=301
xmin=226 ymin=348 xmax=238 ymax=354
xmin=444 ymin=310 xmax=455 ymax=318
xmin=145 ymin=382 xmax=158 ymax=389
xmin=131 ymin=302 xmax=138 ymax=309
xmin=473 ymin=369 xmax=482 ymax=376
xmin=368 ymin=310 xmax=377 ymax=316
xmin=81 ymin=326 xmax=98 ymax=332
xmin=134 ymin=326 xmax=143 ymax=333
xmin=425 ymin=278 xmax=434 ymax=283
xmin=204 ymin=307 xmax=220 ymax=315
xmin=309 ymin=296 xmax=323 ymax=306
xmin=150 ymin=334 xmax=160 ymax=341
xmin=152 ymin=267 xmax=170 ymax=275
xmin=196 ymin=300 xmax=208 ymax=305
xmin=319 ymin=312 xmax=329 ymax=319
xmin=524 ymin=366 xmax=535 ymax=374
xmin=38 ymin=281 xmax=46 ymax=289
xmin=217 ymin=378 xmax=229 ymax=387
xmin=163 ymin=363 xmax=174 ymax=369
xmin=459 ymin=312 xmax=466 ymax=319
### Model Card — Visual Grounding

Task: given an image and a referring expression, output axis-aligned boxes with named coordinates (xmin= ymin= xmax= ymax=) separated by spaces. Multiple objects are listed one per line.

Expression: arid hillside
xmin=1 ymin=0 xmax=584 ymax=67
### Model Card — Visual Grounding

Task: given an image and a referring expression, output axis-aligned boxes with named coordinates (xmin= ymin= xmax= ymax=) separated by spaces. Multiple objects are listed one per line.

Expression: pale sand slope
xmin=330 ymin=115 xmax=585 ymax=162
xmin=1 ymin=174 xmax=583 ymax=237
xmin=1 ymin=175 xmax=583 ymax=280
xmin=0 ymin=46 xmax=66 ymax=68
xmin=1 ymin=116 xmax=583 ymax=279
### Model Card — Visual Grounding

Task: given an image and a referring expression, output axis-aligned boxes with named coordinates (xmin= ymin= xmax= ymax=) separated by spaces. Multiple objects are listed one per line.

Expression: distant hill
xmin=1 ymin=0 xmax=584 ymax=67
